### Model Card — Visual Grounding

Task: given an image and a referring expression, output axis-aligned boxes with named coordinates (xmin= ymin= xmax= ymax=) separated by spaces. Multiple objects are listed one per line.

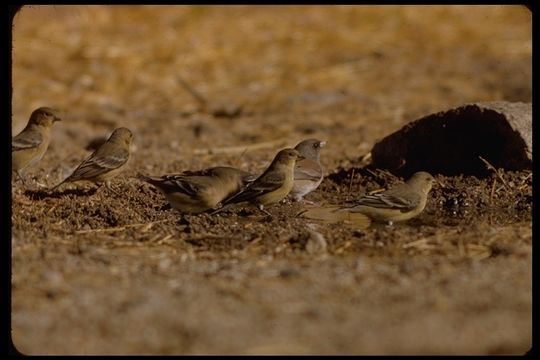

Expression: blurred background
xmin=12 ymin=5 xmax=531 ymax=175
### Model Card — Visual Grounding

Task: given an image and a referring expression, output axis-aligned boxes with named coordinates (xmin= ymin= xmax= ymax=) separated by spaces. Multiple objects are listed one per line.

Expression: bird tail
xmin=137 ymin=172 xmax=159 ymax=185
xmin=210 ymin=202 xmax=238 ymax=215
xmin=49 ymin=177 xmax=69 ymax=192
xmin=300 ymin=205 xmax=371 ymax=229
xmin=137 ymin=173 xmax=175 ymax=194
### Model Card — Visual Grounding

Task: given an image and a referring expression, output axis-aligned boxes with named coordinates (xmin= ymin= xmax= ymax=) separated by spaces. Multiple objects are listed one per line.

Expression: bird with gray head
xmin=289 ymin=138 xmax=326 ymax=203
xmin=12 ymin=107 xmax=62 ymax=185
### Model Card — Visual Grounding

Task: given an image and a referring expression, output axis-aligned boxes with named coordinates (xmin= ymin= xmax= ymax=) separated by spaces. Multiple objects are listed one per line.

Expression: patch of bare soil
xmin=11 ymin=5 xmax=531 ymax=355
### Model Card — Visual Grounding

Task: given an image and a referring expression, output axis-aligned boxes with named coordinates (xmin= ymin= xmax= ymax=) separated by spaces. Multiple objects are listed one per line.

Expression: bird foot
xmin=13 ymin=171 xmax=27 ymax=187
xmin=257 ymin=205 xmax=273 ymax=218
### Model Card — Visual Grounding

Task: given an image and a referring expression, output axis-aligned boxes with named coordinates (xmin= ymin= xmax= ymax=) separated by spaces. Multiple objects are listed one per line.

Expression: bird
xmin=12 ymin=107 xmax=62 ymax=185
xmin=51 ymin=127 xmax=133 ymax=192
xmin=213 ymin=148 xmax=304 ymax=217
xmin=138 ymin=166 xmax=256 ymax=214
xmin=289 ymin=138 xmax=326 ymax=203
xmin=338 ymin=171 xmax=435 ymax=225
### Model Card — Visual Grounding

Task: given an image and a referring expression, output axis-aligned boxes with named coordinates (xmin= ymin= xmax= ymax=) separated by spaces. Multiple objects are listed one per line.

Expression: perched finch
xmin=339 ymin=171 xmax=435 ymax=225
xmin=289 ymin=138 xmax=326 ymax=202
xmin=12 ymin=107 xmax=61 ymax=184
xmin=214 ymin=148 xmax=304 ymax=216
xmin=51 ymin=127 xmax=133 ymax=192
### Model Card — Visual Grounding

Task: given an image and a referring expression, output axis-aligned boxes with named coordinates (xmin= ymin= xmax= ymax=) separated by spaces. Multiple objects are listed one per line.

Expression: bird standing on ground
xmin=339 ymin=171 xmax=435 ymax=225
xmin=139 ymin=166 xmax=256 ymax=214
xmin=51 ymin=127 xmax=133 ymax=192
xmin=213 ymin=148 xmax=303 ymax=216
xmin=12 ymin=107 xmax=62 ymax=185
xmin=289 ymin=138 xmax=326 ymax=203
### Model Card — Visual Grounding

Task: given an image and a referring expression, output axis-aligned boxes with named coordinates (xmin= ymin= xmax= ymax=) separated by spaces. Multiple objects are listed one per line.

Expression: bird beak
xmin=319 ymin=141 xmax=327 ymax=147
xmin=54 ymin=116 xmax=62 ymax=122
xmin=297 ymin=154 xmax=306 ymax=160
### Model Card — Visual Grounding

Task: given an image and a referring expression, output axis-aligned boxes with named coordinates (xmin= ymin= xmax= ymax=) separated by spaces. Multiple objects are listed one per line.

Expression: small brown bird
xmin=289 ymin=138 xmax=326 ymax=202
xmin=139 ymin=166 xmax=256 ymax=214
xmin=213 ymin=148 xmax=303 ymax=216
xmin=339 ymin=171 xmax=435 ymax=225
xmin=301 ymin=205 xmax=371 ymax=229
xmin=12 ymin=107 xmax=61 ymax=184
xmin=51 ymin=127 xmax=133 ymax=192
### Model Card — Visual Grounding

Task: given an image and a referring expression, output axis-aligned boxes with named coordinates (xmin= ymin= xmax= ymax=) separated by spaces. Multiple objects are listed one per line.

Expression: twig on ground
xmin=403 ymin=238 xmax=429 ymax=249
xmin=478 ymin=156 xmax=509 ymax=190
xmin=490 ymin=177 xmax=497 ymax=203
xmin=349 ymin=168 xmax=355 ymax=193
xmin=75 ymin=219 xmax=169 ymax=234
xmin=366 ymin=168 xmax=379 ymax=178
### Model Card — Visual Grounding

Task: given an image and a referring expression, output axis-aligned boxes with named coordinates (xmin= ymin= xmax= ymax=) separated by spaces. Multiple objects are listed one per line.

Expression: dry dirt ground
xmin=11 ymin=5 xmax=532 ymax=355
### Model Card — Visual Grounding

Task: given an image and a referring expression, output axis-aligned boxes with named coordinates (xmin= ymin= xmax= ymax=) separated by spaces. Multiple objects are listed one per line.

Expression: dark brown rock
xmin=371 ymin=102 xmax=532 ymax=177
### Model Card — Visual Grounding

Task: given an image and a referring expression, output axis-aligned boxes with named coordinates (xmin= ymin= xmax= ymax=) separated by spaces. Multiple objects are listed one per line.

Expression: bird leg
xmin=290 ymin=195 xmax=318 ymax=206
xmin=15 ymin=170 xmax=27 ymax=187
xmin=257 ymin=204 xmax=273 ymax=218
xmin=210 ymin=203 xmax=231 ymax=215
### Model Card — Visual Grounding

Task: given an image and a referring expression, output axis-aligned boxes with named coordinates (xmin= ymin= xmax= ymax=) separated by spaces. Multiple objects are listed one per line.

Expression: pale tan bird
xmin=339 ymin=171 xmax=435 ymax=225
xmin=301 ymin=205 xmax=371 ymax=229
xmin=51 ymin=127 xmax=133 ymax=192
xmin=12 ymin=107 xmax=61 ymax=184
xmin=213 ymin=148 xmax=303 ymax=216
xmin=289 ymin=138 xmax=326 ymax=202
xmin=139 ymin=166 xmax=256 ymax=214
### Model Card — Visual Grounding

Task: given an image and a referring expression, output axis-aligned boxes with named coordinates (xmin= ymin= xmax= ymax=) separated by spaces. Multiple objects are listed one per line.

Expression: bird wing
xmin=223 ymin=171 xmax=285 ymax=204
xmin=241 ymin=172 xmax=258 ymax=184
xmin=161 ymin=175 xmax=204 ymax=197
xmin=294 ymin=158 xmax=322 ymax=181
xmin=180 ymin=167 xmax=258 ymax=186
xmin=180 ymin=168 xmax=214 ymax=177
xmin=68 ymin=148 xmax=129 ymax=180
xmin=353 ymin=192 xmax=420 ymax=212
xmin=12 ymin=130 xmax=43 ymax=151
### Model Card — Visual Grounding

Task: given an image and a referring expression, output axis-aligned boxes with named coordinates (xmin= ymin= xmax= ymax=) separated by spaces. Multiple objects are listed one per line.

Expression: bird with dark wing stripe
xmin=51 ymin=127 xmax=133 ymax=192
xmin=339 ymin=171 xmax=435 ymax=225
xmin=138 ymin=166 xmax=256 ymax=214
xmin=12 ymin=107 xmax=61 ymax=185
xmin=213 ymin=148 xmax=303 ymax=217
